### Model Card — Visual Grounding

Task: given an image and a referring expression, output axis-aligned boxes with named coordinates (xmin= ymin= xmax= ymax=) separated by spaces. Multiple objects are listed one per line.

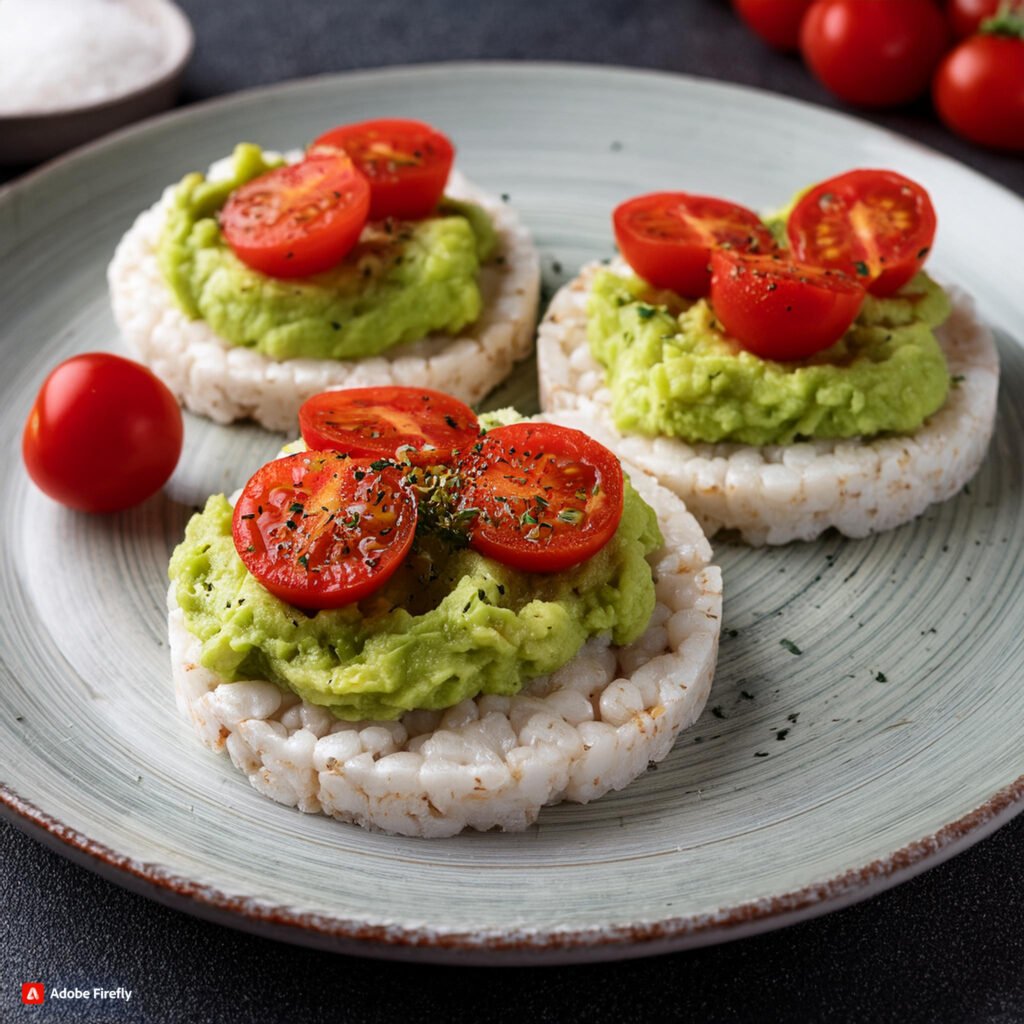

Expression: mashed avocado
xmin=587 ymin=268 xmax=952 ymax=446
xmin=157 ymin=144 xmax=497 ymax=361
xmin=169 ymin=480 xmax=661 ymax=722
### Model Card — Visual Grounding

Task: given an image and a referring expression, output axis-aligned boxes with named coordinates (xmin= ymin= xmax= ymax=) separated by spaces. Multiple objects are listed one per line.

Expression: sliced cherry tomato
xmin=22 ymin=353 xmax=183 ymax=513
xmin=613 ymin=192 xmax=777 ymax=298
xmin=311 ymin=118 xmax=455 ymax=220
xmin=219 ymin=153 xmax=370 ymax=279
xmin=800 ymin=0 xmax=950 ymax=108
xmin=299 ymin=387 xmax=480 ymax=466
xmin=786 ymin=169 xmax=937 ymax=297
xmin=457 ymin=423 xmax=624 ymax=574
xmin=934 ymin=33 xmax=1024 ymax=152
xmin=232 ymin=451 xmax=417 ymax=609
xmin=732 ymin=0 xmax=816 ymax=51
xmin=709 ymin=250 xmax=866 ymax=360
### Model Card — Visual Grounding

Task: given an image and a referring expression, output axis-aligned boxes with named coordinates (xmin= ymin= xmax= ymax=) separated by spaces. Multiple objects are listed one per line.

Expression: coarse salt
xmin=0 ymin=0 xmax=167 ymax=115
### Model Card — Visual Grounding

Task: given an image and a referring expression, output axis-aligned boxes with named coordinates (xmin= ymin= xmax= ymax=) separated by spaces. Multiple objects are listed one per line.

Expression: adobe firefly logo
xmin=21 ymin=983 xmax=45 ymax=1005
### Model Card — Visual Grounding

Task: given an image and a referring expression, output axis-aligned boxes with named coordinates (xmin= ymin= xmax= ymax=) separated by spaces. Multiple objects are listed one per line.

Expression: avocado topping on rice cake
xmin=586 ymin=267 xmax=952 ymax=446
xmin=169 ymin=399 xmax=663 ymax=722
xmin=158 ymin=142 xmax=498 ymax=362
xmin=586 ymin=169 xmax=958 ymax=447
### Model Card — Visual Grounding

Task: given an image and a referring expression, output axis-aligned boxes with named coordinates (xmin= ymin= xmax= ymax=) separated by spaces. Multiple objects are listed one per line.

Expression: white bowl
xmin=0 ymin=0 xmax=193 ymax=165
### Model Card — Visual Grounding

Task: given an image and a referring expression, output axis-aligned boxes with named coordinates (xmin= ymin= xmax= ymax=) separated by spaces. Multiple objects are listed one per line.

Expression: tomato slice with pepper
xmin=709 ymin=250 xmax=866 ymax=360
xmin=299 ymin=387 xmax=480 ymax=467
xmin=786 ymin=169 xmax=937 ymax=297
xmin=311 ymin=118 xmax=455 ymax=220
xmin=457 ymin=423 xmax=625 ymax=573
xmin=232 ymin=451 xmax=417 ymax=609
xmin=219 ymin=153 xmax=370 ymax=279
xmin=613 ymin=192 xmax=777 ymax=298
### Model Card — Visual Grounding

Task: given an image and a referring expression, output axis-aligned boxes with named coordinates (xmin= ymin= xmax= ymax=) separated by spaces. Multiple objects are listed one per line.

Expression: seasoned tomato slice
xmin=787 ymin=169 xmax=937 ymax=297
xmin=613 ymin=192 xmax=777 ymax=298
xmin=457 ymin=422 xmax=624 ymax=573
xmin=232 ymin=451 xmax=417 ymax=609
xmin=710 ymin=250 xmax=866 ymax=360
xmin=219 ymin=153 xmax=370 ymax=279
xmin=299 ymin=387 xmax=480 ymax=466
xmin=311 ymin=118 xmax=455 ymax=220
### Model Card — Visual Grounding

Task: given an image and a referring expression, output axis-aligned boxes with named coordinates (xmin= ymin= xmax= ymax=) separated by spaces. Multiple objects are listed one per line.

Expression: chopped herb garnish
xmin=853 ymin=260 xmax=870 ymax=277
xmin=875 ymin=671 xmax=888 ymax=683
xmin=780 ymin=638 xmax=802 ymax=656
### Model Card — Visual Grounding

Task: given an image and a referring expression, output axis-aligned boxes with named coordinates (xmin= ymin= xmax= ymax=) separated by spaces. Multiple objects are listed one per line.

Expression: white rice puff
xmin=538 ymin=260 xmax=1000 ymax=546
xmin=168 ymin=436 xmax=722 ymax=838
xmin=109 ymin=166 xmax=540 ymax=432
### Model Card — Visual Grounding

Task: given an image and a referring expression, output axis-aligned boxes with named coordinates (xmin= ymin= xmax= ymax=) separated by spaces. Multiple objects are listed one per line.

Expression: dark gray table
xmin=3 ymin=2 xmax=1022 ymax=1021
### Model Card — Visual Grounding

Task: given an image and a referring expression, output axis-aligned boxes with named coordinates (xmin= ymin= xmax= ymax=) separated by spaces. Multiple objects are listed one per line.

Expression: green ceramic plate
xmin=1 ymin=63 xmax=1022 ymax=964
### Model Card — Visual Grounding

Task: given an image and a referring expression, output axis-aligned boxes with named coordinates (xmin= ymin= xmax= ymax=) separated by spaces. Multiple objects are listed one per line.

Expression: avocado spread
xmin=157 ymin=144 xmax=498 ymax=361
xmin=169 ymin=478 xmax=661 ymax=722
xmin=587 ymin=269 xmax=953 ymax=446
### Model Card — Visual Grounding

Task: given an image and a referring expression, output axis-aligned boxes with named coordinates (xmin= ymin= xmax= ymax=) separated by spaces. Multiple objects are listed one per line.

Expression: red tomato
xmin=22 ymin=353 xmax=183 ymax=513
xmin=786 ymin=169 xmax=938 ymax=296
xmin=299 ymin=387 xmax=480 ymax=466
xmin=311 ymin=119 xmax=455 ymax=220
xmin=732 ymin=0 xmax=816 ymax=50
xmin=947 ymin=0 xmax=1000 ymax=38
xmin=232 ymin=451 xmax=417 ymax=609
xmin=613 ymin=192 xmax=777 ymax=298
xmin=800 ymin=0 xmax=950 ymax=107
xmin=457 ymin=422 xmax=624 ymax=574
xmin=709 ymin=250 xmax=866 ymax=360
xmin=934 ymin=34 xmax=1024 ymax=151
xmin=219 ymin=153 xmax=370 ymax=279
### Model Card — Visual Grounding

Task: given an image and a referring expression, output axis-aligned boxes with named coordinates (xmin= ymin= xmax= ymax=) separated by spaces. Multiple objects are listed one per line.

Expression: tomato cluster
xmin=613 ymin=168 xmax=937 ymax=361
xmin=731 ymin=0 xmax=1024 ymax=152
xmin=234 ymin=389 xmax=626 ymax=609
xmin=220 ymin=119 xmax=456 ymax=279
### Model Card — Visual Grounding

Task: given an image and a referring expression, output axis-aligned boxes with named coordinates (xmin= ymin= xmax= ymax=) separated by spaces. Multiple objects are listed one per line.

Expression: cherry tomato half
xmin=457 ymin=422 xmax=624 ymax=574
xmin=800 ymin=0 xmax=950 ymax=108
xmin=786 ymin=169 xmax=938 ymax=297
xmin=299 ymin=387 xmax=480 ymax=466
xmin=732 ymin=0 xmax=816 ymax=51
xmin=311 ymin=118 xmax=455 ymax=220
xmin=934 ymin=34 xmax=1024 ymax=152
xmin=22 ymin=353 xmax=183 ymax=513
xmin=232 ymin=451 xmax=417 ymax=609
xmin=709 ymin=250 xmax=866 ymax=361
xmin=219 ymin=153 xmax=371 ymax=279
xmin=613 ymin=192 xmax=777 ymax=298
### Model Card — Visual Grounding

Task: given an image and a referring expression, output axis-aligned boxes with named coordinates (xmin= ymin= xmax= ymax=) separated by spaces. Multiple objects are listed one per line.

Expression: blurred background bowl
xmin=0 ymin=0 xmax=193 ymax=166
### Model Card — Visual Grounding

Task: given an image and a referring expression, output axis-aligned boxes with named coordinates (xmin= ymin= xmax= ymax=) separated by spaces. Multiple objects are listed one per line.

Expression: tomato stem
xmin=983 ymin=6 xmax=1024 ymax=37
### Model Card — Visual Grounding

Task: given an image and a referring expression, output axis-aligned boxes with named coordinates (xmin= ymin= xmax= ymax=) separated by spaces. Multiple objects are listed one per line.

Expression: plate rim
xmin=2 ymin=60 xmax=1022 ymax=963
xmin=3 ymin=778 xmax=1022 ymax=964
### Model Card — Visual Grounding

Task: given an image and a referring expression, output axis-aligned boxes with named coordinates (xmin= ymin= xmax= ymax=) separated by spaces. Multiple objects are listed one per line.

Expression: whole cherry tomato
xmin=947 ymin=0 xmax=1000 ymax=39
xmin=22 ymin=353 xmax=183 ymax=513
xmin=800 ymin=0 xmax=950 ymax=107
xmin=732 ymin=0 xmax=816 ymax=50
xmin=934 ymin=31 xmax=1024 ymax=151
